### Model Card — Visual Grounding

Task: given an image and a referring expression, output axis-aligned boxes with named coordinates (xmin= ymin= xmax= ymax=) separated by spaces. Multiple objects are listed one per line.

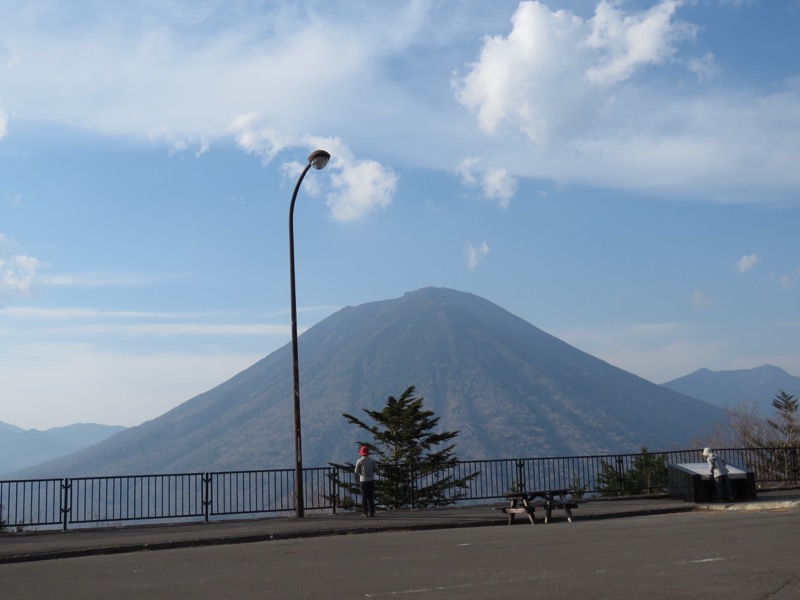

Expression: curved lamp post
xmin=288 ymin=149 xmax=330 ymax=518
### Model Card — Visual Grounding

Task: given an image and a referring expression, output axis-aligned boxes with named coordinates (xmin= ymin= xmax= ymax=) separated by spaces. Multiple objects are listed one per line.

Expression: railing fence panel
xmin=2 ymin=447 xmax=797 ymax=531
xmin=0 ymin=479 xmax=62 ymax=529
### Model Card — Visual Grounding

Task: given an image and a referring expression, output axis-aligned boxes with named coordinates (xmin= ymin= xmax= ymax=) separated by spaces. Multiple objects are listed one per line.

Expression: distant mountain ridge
xmin=13 ymin=288 xmax=725 ymax=478
xmin=662 ymin=365 xmax=800 ymax=413
xmin=0 ymin=423 xmax=126 ymax=476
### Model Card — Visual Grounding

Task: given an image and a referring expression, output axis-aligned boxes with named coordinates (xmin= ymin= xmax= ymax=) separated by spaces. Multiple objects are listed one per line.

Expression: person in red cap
xmin=354 ymin=445 xmax=378 ymax=517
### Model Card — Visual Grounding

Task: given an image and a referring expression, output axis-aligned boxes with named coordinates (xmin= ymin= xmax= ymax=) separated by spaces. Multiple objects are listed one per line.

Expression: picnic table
xmin=502 ymin=489 xmax=577 ymax=525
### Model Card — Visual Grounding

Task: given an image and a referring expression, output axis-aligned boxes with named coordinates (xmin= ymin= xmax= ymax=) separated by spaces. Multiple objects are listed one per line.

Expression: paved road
xmin=2 ymin=508 xmax=798 ymax=599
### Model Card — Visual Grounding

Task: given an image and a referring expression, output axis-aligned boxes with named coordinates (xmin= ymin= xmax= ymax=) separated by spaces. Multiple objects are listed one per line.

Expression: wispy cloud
xmin=777 ymin=268 xmax=800 ymax=288
xmin=736 ymin=254 xmax=759 ymax=273
xmin=465 ymin=241 xmax=490 ymax=269
xmin=48 ymin=323 xmax=290 ymax=337
xmin=232 ymin=119 xmax=398 ymax=222
xmin=0 ymin=233 xmax=40 ymax=301
xmin=457 ymin=158 xmax=518 ymax=207
xmin=2 ymin=231 xmax=188 ymax=300
xmin=687 ymin=52 xmax=718 ymax=82
xmin=692 ymin=290 xmax=715 ymax=309
xmin=0 ymin=304 xmax=340 ymax=338
xmin=40 ymin=271 xmax=183 ymax=287
xmin=0 ymin=1 xmax=797 ymax=204
xmin=0 ymin=254 xmax=39 ymax=296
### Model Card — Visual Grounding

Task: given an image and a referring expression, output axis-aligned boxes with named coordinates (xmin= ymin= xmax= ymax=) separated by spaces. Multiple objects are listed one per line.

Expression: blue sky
xmin=1 ymin=0 xmax=799 ymax=430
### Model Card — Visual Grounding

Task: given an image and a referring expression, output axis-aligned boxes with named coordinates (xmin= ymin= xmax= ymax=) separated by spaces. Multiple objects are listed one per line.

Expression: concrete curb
xmin=0 ymin=519 xmax=513 ymax=564
xmin=2 ymin=497 xmax=797 ymax=565
xmin=0 ymin=507 xmax=689 ymax=565
xmin=697 ymin=500 xmax=800 ymax=512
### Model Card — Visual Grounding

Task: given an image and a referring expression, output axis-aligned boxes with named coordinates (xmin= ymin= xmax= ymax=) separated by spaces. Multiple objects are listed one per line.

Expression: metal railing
xmin=68 ymin=473 xmax=206 ymax=526
xmin=2 ymin=447 xmax=797 ymax=531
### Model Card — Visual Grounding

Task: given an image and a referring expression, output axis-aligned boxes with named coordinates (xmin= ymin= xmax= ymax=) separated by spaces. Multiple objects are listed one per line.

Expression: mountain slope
xmin=15 ymin=288 xmax=725 ymax=478
xmin=662 ymin=365 xmax=800 ymax=413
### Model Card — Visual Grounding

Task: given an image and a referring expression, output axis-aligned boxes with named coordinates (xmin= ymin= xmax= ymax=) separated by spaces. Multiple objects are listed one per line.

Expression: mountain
xmin=0 ymin=422 xmax=127 ymax=477
xmin=13 ymin=287 xmax=725 ymax=478
xmin=662 ymin=365 xmax=800 ymax=414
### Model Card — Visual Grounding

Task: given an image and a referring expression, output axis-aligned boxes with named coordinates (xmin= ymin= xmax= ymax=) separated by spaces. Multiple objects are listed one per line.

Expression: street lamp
xmin=288 ymin=149 xmax=330 ymax=518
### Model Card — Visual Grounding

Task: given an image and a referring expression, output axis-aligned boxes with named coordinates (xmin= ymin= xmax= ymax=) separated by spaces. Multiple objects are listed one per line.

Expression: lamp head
xmin=308 ymin=149 xmax=331 ymax=170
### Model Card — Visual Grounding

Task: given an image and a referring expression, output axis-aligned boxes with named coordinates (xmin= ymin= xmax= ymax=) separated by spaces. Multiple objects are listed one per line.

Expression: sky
xmin=1 ymin=0 xmax=799 ymax=430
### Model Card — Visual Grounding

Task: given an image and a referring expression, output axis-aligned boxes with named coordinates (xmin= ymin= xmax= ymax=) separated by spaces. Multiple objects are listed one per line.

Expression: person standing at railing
xmin=355 ymin=446 xmax=378 ymax=517
xmin=703 ymin=447 xmax=733 ymax=502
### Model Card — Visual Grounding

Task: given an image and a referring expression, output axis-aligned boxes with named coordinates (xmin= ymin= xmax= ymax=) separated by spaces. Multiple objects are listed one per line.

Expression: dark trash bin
xmin=668 ymin=462 xmax=756 ymax=503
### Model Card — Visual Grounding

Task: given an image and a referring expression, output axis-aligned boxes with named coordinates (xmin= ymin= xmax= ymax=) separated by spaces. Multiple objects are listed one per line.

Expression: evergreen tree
xmin=596 ymin=447 xmax=668 ymax=497
xmin=763 ymin=390 xmax=799 ymax=482
xmin=332 ymin=385 xmax=478 ymax=509
xmin=766 ymin=390 xmax=799 ymax=447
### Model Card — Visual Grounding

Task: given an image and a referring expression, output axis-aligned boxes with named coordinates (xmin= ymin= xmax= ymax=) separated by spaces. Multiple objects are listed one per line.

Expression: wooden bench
xmin=502 ymin=490 xmax=578 ymax=525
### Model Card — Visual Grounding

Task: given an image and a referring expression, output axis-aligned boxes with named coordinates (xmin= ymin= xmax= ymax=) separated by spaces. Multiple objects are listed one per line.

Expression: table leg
xmin=524 ymin=499 xmax=536 ymax=525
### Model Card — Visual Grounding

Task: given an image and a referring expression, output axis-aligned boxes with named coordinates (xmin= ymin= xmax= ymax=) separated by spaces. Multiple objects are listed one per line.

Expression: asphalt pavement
xmin=2 ymin=489 xmax=798 ymax=564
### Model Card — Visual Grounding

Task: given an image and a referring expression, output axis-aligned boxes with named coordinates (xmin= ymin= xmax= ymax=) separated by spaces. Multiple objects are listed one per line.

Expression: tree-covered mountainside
xmin=662 ymin=365 xmax=800 ymax=413
xmin=13 ymin=288 xmax=725 ymax=478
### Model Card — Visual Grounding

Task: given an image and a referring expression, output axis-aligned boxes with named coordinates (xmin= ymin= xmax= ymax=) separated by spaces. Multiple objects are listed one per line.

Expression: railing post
xmin=202 ymin=473 xmax=211 ymax=522
xmin=615 ymin=456 xmax=625 ymax=497
xmin=61 ymin=478 xmax=71 ymax=531
xmin=330 ymin=467 xmax=337 ymax=514
xmin=410 ymin=464 xmax=416 ymax=509
xmin=516 ymin=460 xmax=526 ymax=493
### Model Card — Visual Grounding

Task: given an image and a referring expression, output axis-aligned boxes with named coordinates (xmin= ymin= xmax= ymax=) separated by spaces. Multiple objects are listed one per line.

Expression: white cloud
xmin=777 ymin=268 xmax=800 ymax=288
xmin=0 ymin=305 xmax=337 ymax=343
xmin=453 ymin=1 xmax=590 ymax=145
xmin=2 ymin=306 xmax=178 ymax=319
xmin=457 ymin=158 xmax=518 ymax=207
xmin=0 ymin=108 xmax=7 ymax=139
xmin=457 ymin=157 xmax=480 ymax=186
xmin=40 ymin=271 xmax=179 ymax=288
xmin=452 ymin=1 xmax=800 ymax=202
xmin=465 ymin=242 xmax=490 ymax=269
xmin=454 ymin=1 xmax=692 ymax=145
xmin=483 ymin=167 xmax=518 ymax=207
xmin=0 ymin=234 xmax=40 ymax=301
xmin=229 ymin=117 xmax=398 ymax=222
xmin=305 ymin=137 xmax=397 ymax=222
xmin=0 ymin=3 xmax=370 ymax=143
xmin=230 ymin=112 xmax=291 ymax=164
xmin=736 ymin=254 xmax=759 ymax=273
xmin=326 ymin=158 xmax=397 ymax=222
xmin=692 ymin=290 xmax=715 ymax=309
xmin=0 ymin=254 xmax=39 ymax=296
xmin=48 ymin=323 xmax=289 ymax=338
xmin=687 ymin=52 xmax=718 ymax=82
xmin=1 ymin=1 xmax=798 ymax=204
xmin=585 ymin=0 xmax=692 ymax=87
